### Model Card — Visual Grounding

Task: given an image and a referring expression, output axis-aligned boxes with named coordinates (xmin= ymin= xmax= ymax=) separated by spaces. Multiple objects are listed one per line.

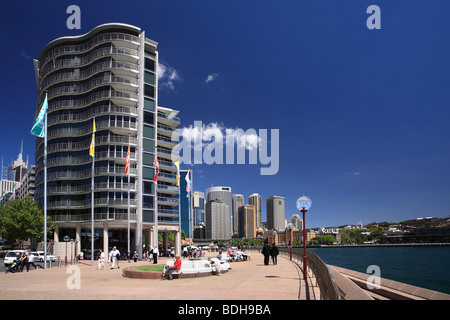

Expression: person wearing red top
xmin=164 ymin=255 xmax=182 ymax=280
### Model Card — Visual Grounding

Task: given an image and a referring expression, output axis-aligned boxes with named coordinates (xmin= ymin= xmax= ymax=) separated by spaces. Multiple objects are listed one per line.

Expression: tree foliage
xmin=309 ymin=234 xmax=336 ymax=245
xmin=0 ymin=196 xmax=53 ymax=245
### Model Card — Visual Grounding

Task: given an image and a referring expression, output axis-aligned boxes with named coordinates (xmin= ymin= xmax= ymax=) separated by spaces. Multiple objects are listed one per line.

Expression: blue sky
xmin=0 ymin=1 xmax=449 ymax=228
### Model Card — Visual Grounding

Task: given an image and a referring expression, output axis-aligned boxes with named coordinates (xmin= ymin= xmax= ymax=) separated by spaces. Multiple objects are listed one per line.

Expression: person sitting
xmin=217 ymin=251 xmax=223 ymax=261
xmin=164 ymin=255 xmax=182 ymax=280
xmin=208 ymin=256 xmax=221 ymax=276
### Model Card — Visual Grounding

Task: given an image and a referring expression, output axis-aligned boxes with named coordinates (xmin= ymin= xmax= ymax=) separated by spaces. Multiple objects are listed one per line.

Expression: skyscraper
xmin=238 ymin=204 xmax=256 ymax=239
xmin=205 ymin=186 xmax=232 ymax=240
xmin=205 ymin=200 xmax=230 ymax=241
xmin=33 ymin=23 xmax=180 ymax=258
xmin=267 ymin=196 xmax=285 ymax=231
xmin=179 ymin=168 xmax=192 ymax=239
xmin=248 ymin=193 xmax=262 ymax=228
xmin=193 ymin=191 xmax=205 ymax=226
xmin=232 ymin=194 xmax=244 ymax=236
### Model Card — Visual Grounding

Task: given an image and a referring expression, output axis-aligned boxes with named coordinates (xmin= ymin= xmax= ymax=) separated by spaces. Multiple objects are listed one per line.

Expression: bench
xmin=163 ymin=258 xmax=230 ymax=279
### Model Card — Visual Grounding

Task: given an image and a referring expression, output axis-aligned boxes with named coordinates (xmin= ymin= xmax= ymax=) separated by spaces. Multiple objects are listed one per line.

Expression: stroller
xmin=5 ymin=260 xmax=19 ymax=273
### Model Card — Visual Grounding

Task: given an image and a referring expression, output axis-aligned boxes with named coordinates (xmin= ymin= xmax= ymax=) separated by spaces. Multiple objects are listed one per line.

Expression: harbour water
xmin=308 ymin=246 xmax=450 ymax=294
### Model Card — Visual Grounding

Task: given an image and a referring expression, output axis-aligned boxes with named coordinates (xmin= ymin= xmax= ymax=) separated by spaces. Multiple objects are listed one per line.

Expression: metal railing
xmin=279 ymin=247 xmax=341 ymax=300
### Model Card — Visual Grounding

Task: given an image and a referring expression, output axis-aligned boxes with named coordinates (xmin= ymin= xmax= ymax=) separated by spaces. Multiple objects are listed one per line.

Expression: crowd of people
xmin=5 ymin=251 xmax=44 ymax=273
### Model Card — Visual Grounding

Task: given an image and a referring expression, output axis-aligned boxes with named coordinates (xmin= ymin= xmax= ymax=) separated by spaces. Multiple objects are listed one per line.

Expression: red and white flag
xmin=153 ymin=156 xmax=159 ymax=183
xmin=124 ymin=144 xmax=130 ymax=174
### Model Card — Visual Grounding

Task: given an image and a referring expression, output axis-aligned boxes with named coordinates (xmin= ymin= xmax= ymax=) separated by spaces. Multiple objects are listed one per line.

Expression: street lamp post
xmin=287 ymin=223 xmax=294 ymax=260
xmin=297 ymin=196 xmax=312 ymax=280
xmin=63 ymin=235 xmax=70 ymax=266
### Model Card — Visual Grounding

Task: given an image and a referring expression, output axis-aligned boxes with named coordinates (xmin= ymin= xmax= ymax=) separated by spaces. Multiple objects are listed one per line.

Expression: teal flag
xmin=31 ymin=94 xmax=48 ymax=137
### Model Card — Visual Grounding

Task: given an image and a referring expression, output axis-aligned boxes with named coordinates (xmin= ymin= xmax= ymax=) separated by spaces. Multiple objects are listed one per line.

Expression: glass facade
xmin=33 ymin=24 xmax=181 ymax=256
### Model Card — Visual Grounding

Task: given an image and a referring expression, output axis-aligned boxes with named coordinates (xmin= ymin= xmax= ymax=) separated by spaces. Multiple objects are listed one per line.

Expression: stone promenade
xmin=0 ymin=250 xmax=320 ymax=300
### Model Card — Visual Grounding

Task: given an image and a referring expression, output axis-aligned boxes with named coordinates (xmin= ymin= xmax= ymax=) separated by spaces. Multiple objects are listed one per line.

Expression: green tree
xmin=0 ymin=196 xmax=54 ymax=248
xmin=309 ymin=234 xmax=336 ymax=245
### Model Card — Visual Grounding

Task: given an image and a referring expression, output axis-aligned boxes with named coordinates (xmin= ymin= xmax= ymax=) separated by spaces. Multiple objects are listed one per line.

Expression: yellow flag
xmin=174 ymin=161 xmax=180 ymax=186
xmin=89 ymin=119 xmax=96 ymax=157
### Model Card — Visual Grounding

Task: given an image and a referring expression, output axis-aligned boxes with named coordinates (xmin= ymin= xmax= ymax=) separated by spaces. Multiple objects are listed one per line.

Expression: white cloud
xmin=158 ymin=62 xmax=181 ymax=92
xmin=205 ymin=73 xmax=219 ymax=83
xmin=347 ymin=172 xmax=361 ymax=176
xmin=179 ymin=122 xmax=260 ymax=151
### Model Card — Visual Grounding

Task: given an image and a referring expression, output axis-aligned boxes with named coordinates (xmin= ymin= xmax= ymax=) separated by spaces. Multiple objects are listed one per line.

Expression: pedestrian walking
xmin=270 ymin=243 xmax=279 ymax=265
xmin=19 ymin=252 xmax=29 ymax=272
xmin=261 ymin=241 xmax=271 ymax=265
xmin=109 ymin=246 xmax=120 ymax=269
xmin=28 ymin=252 xmax=43 ymax=270
xmin=133 ymin=251 xmax=138 ymax=262
xmin=97 ymin=249 xmax=105 ymax=270
xmin=148 ymin=246 xmax=153 ymax=263
xmin=152 ymin=246 xmax=159 ymax=264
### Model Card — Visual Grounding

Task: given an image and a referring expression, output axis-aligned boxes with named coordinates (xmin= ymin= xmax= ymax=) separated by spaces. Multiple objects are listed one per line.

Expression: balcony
xmin=157 ymin=173 xmax=177 ymax=184
xmin=49 ymin=212 xmax=138 ymax=223
xmin=157 ymin=112 xmax=180 ymax=127
xmin=157 ymin=197 xmax=179 ymax=207
xmin=158 ymin=160 xmax=177 ymax=173
xmin=157 ymin=185 xmax=179 ymax=194
xmin=157 ymin=147 xmax=178 ymax=161
xmin=157 ymin=136 xmax=178 ymax=150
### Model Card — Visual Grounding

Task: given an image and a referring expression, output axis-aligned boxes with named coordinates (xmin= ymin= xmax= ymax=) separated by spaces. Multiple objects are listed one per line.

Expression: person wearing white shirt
xmin=152 ymin=246 xmax=159 ymax=264
xmin=97 ymin=249 xmax=105 ymax=270
xmin=27 ymin=251 xmax=43 ymax=269
xmin=110 ymin=246 xmax=120 ymax=269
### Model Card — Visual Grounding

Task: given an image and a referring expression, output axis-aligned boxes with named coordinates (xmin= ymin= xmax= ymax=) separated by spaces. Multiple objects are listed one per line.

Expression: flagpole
xmin=43 ymin=106 xmax=48 ymax=270
xmin=91 ymin=119 xmax=95 ymax=267
xmin=178 ymin=173 xmax=181 ymax=254
xmin=127 ymin=134 xmax=130 ymax=262
xmin=91 ymin=153 xmax=94 ymax=266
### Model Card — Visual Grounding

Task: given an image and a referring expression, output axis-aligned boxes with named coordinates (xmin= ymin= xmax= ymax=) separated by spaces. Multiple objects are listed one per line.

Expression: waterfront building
xmin=238 ymin=205 xmax=256 ymax=239
xmin=157 ymin=106 xmax=181 ymax=255
xmin=267 ymin=195 xmax=285 ymax=231
xmin=33 ymin=23 xmax=180 ymax=258
xmin=248 ymin=193 xmax=262 ymax=228
xmin=232 ymin=194 xmax=244 ymax=236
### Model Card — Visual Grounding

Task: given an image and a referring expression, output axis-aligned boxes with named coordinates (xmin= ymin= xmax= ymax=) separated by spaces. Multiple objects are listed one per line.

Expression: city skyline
xmin=0 ymin=1 xmax=449 ymax=229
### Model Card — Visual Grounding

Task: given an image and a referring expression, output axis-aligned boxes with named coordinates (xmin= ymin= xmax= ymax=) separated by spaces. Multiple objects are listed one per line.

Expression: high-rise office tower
xmin=206 ymin=186 xmax=232 ymax=240
xmin=33 ymin=23 xmax=180 ymax=258
xmin=205 ymin=200 xmax=230 ymax=240
xmin=192 ymin=191 xmax=205 ymax=240
xmin=248 ymin=193 xmax=262 ymax=228
xmin=232 ymin=194 xmax=244 ymax=236
xmin=238 ymin=204 xmax=256 ymax=239
xmin=178 ymin=168 xmax=192 ymax=239
xmin=193 ymin=191 xmax=205 ymax=226
xmin=267 ymin=196 xmax=285 ymax=231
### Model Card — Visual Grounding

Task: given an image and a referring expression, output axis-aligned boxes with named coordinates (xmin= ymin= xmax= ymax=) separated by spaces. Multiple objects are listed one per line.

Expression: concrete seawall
xmin=328 ymin=265 xmax=450 ymax=300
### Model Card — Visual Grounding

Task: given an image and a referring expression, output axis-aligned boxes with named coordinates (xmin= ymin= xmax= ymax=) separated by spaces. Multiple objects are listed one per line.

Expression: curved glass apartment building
xmin=33 ymin=23 xmax=180 ymax=258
